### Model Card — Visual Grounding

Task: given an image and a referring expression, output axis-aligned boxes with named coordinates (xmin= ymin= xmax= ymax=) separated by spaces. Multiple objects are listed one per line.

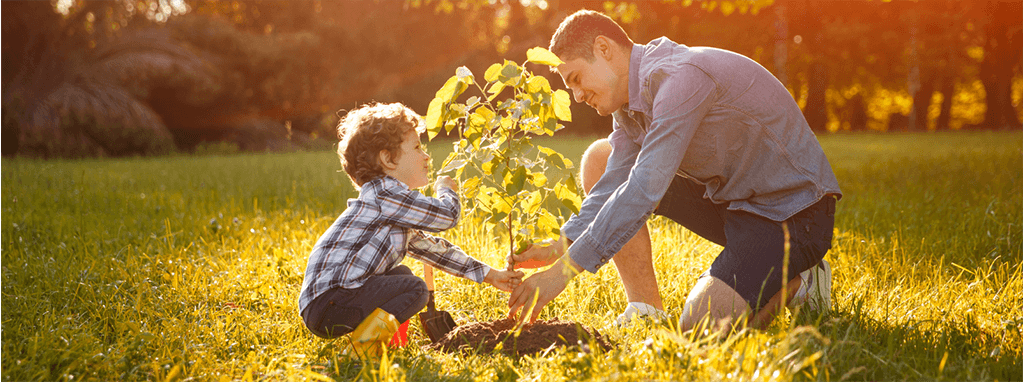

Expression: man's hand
xmin=483 ymin=268 xmax=524 ymax=292
xmin=507 ymin=255 xmax=582 ymax=323
xmin=506 ymin=237 xmax=567 ymax=269
xmin=434 ymin=176 xmax=458 ymax=192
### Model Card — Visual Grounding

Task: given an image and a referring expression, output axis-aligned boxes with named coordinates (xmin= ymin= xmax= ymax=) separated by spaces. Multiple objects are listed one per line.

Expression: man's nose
xmin=572 ymin=88 xmax=584 ymax=103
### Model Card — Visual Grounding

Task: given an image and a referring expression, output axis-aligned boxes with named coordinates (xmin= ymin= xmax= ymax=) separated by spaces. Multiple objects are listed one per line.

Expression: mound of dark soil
xmin=427 ymin=318 xmax=612 ymax=356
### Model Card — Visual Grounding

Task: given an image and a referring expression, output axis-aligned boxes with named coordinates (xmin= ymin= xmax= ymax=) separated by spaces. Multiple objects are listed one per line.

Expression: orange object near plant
xmin=389 ymin=320 xmax=409 ymax=347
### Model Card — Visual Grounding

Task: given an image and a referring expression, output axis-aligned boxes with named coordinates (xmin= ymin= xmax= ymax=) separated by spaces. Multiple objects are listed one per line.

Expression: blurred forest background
xmin=2 ymin=0 xmax=1021 ymax=158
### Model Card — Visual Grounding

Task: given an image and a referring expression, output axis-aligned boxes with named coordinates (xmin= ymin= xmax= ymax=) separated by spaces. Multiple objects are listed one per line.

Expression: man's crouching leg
xmin=680 ymin=275 xmax=802 ymax=334
xmin=581 ymin=139 xmax=664 ymax=323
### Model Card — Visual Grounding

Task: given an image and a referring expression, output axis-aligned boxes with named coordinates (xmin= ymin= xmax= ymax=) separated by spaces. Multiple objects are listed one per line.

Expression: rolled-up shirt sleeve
xmin=566 ymin=66 xmax=718 ymax=273
xmin=561 ymin=127 xmax=641 ymax=271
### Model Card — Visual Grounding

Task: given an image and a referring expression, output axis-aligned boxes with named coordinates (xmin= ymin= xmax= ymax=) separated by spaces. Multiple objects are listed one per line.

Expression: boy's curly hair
xmin=336 ymin=102 xmax=424 ymax=187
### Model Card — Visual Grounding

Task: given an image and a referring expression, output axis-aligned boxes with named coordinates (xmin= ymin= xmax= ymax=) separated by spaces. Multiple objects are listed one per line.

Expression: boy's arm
xmin=378 ymin=181 xmax=461 ymax=233
xmin=406 ymin=230 xmax=490 ymax=284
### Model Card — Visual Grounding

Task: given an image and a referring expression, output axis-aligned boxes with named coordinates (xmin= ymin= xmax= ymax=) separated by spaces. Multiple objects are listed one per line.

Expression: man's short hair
xmin=336 ymin=102 xmax=423 ymax=187
xmin=549 ymin=10 xmax=633 ymax=63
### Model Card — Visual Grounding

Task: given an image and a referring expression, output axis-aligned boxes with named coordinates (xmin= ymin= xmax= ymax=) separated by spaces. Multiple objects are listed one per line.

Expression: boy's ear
xmin=379 ymin=149 xmax=397 ymax=170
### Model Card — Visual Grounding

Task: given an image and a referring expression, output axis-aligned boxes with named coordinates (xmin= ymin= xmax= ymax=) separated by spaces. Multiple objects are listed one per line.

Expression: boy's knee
xmin=580 ymin=138 xmax=612 ymax=193
xmin=411 ymin=277 xmax=430 ymax=307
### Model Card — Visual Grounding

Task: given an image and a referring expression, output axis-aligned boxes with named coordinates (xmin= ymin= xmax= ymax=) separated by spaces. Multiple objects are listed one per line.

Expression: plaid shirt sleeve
xmin=406 ymin=230 xmax=490 ymax=283
xmin=377 ymin=184 xmax=461 ymax=233
xmin=378 ymin=182 xmax=491 ymax=282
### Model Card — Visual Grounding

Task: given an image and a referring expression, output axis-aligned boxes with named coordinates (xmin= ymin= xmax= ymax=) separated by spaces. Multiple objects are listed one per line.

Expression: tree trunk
xmin=936 ymin=74 xmax=954 ymax=131
xmin=911 ymin=75 xmax=935 ymax=131
xmin=773 ymin=0 xmax=789 ymax=88
xmin=848 ymin=93 xmax=867 ymax=132
xmin=804 ymin=61 xmax=828 ymax=133
xmin=980 ymin=0 xmax=1023 ymax=130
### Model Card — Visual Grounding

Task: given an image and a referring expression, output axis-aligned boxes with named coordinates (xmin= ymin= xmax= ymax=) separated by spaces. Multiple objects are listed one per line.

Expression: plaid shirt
xmin=297 ymin=175 xmax=490 ymax=314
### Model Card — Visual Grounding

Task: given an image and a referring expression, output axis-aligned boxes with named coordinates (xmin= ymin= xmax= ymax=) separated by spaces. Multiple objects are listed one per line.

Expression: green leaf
xmin=481 ymin=156 xmax=499 ymax=175
xmin=425 ymin=97 xmax=444 ymax=140
xmin=506 ymin=166 xmax=528 ymax=195
xmin=526 ymin=47 xmax=564 ymax=67
xmin=438 ymin=152 xmax=460 ymax=174
xmin=555 ymin=180 xmax=582 ymax=214
xmin=553 ymin=89 xmax=572 ymax=122
xmin=537 ymin=210 xmax=560 ymax=238
xmin=499 ymin=61 xmax=523 ymax=85
xmin=514 ymin=235 xmax=532 ymax=255
xmin=524 ymin=190 xmax=543 ymax=215
xmin=463 ymin=176 xmax=482 ymax=199
xmin=487 ymin=82 xmax=507 ymax=102
xmin=436 ymin=75 xmax=467 ymax=103
xmin=440 ymin=158 xmax=465 ymax=175
xmin=529 ymin=172 xmax=547 ymax=187
xmin=526 ymin=75 xmax=552 ymax=95
xmin=456 ymin=66 xmax=475 ymax=84
xmin=538 ymin=146 xmax=569 ymax=169
xmin=484 ymin=63 xmax=502 ymax=83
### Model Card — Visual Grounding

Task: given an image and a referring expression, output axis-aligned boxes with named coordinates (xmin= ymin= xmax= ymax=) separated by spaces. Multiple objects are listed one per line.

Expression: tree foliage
xmin=1 ymin=0 xmax=1020 ymax=157
xmin=425 ymin=48 xmax=581 ymax=259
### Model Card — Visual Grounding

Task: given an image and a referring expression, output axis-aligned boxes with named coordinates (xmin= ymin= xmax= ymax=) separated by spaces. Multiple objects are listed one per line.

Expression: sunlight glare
xmin=55 ymin=0 xmax=74 ymax=15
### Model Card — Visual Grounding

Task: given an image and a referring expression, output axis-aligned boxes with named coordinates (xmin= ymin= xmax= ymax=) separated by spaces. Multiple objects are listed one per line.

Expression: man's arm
xmin=566 ymin=66 xmax=717 ymax=272
xmin=508 ymin=67 xmax=717 ymax=323
xmin=510 ymin=129 xmax=641 ymax=269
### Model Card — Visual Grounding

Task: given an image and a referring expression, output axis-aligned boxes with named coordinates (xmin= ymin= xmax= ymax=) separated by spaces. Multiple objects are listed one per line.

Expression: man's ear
xmin=379 ymin=149 xmax=397 ymax=170
xmin=593 ymin=35 xmax=614 ymax=60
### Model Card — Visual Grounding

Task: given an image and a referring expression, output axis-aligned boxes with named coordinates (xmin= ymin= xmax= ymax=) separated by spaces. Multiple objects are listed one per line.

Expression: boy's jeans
xmin=301 ymin=265 xmax=429 ymax=339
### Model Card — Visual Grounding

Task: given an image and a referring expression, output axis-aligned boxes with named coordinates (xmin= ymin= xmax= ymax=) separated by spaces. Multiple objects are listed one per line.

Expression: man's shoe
xmin=615 ymin=302 xmax=668 ymax=327
xmin=788 ymin=259 xmax=832 ymax=312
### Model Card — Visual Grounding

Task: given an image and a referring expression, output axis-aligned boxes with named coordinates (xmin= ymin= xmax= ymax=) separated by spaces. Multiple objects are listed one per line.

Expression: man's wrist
xmin=556 ymin=254 xmax=582 ymax=279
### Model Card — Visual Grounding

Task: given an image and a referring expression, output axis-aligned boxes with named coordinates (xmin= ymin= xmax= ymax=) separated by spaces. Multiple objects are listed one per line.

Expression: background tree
xmin=2 ymin=0 xmax=1020 ymax=158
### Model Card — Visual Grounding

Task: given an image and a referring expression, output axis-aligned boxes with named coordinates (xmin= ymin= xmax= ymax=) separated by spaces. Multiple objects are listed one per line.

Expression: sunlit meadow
xmin=2 ymin=131 xmax=1021 ymax=381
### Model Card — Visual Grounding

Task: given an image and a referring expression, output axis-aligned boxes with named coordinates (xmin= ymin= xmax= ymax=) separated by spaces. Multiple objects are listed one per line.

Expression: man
xmin=507 ymin=10 xmax=841 ymax=331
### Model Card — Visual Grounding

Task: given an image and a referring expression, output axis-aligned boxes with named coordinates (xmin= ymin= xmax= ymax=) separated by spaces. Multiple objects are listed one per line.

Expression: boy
xmin=298 ymin=102 xmax=523 ymax=357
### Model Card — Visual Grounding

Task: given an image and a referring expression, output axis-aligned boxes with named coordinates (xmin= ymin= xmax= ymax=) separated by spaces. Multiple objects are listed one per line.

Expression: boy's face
xmin=383 ymin=129 xmax=431 ymax=189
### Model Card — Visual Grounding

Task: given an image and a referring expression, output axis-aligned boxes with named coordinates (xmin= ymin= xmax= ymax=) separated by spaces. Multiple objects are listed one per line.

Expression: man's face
xmin=556 ymin=53 xmax=627 ymax=116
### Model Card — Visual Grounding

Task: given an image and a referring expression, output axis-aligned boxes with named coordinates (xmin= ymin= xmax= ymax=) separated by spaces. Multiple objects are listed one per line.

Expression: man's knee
xmin=679 ymin=276 xmax=752 ymax=333
xmin=580 ymin=138 xmax=612 ymax=193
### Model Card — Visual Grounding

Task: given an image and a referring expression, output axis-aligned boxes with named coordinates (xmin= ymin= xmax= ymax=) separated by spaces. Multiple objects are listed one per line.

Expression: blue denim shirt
xmin=562 ymin=37 xmax=842 ymax=273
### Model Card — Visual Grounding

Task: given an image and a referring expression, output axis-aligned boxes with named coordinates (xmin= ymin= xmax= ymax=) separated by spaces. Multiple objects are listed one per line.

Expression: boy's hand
xmin=483 ymin=268 xmax=524 ymax=292
xmin=506 ymin=237 xmax=566 ymax=269
xmin=434 ymin=176 xmax=458 ymax=192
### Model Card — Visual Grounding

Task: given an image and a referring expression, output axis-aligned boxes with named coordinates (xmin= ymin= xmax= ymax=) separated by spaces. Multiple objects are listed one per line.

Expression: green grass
xmin=2 ymin=131 xmax=1021 ymax=381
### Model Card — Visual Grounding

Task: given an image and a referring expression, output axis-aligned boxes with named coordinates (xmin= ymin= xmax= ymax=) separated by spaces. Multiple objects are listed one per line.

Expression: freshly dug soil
xmin=428 ymin=318 xmax=612 ymax=356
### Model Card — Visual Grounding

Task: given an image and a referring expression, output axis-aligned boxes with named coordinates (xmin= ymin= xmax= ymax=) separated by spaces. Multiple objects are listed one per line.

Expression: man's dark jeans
xmin=655 ymin=175 xmax=836 ymax=311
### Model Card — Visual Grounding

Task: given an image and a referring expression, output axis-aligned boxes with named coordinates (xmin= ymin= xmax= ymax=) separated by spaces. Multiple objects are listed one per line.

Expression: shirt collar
xmin=625 ymin=42 xmax=645 ymax=113
xmin=362 ymin=175 xmax=408 ymax=195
